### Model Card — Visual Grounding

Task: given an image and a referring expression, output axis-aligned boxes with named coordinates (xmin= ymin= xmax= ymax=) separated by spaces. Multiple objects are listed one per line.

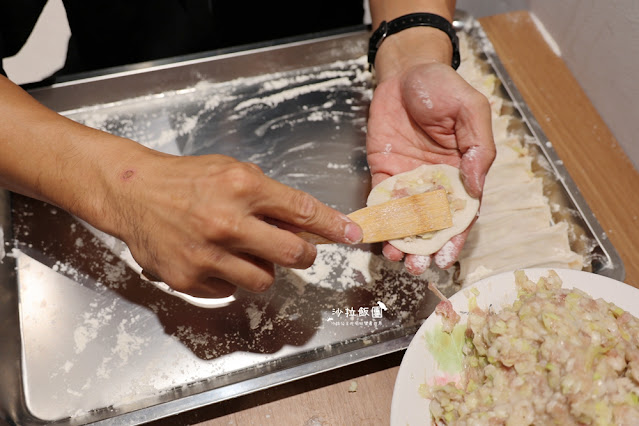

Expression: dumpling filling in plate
xmin=390 ymin=269 xmax=639 ymax=426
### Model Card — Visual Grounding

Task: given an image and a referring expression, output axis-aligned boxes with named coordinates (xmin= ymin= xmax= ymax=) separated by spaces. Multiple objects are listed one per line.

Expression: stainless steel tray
xmin=0 ymin=15 xmax=624 ymax=425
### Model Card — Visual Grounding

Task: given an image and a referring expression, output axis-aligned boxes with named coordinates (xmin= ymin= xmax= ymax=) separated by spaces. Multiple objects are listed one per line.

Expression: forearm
xmin=0 ymin=75 xmax=153 ymax=236
xmin=368 ymin=0 xmax=456 ymax=82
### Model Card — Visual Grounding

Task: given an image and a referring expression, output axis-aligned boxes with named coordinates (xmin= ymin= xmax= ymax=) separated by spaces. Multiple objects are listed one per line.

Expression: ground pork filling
xmin=427 ymin=270 xmax=639 ymax=426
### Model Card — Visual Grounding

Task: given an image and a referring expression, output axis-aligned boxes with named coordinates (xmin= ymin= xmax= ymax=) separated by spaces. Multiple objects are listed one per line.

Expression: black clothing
xmin=0 ymin=1 xmax=364 ymax=80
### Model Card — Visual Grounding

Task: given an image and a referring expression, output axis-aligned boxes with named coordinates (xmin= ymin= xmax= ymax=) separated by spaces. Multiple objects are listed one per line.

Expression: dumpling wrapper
xmin=366 ymin=164 xmax=479 ymax=255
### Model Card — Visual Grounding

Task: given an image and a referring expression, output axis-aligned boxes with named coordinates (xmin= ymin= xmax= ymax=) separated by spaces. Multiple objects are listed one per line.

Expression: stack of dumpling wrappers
xmin=455 ymin=32 xmax=584 ymax=285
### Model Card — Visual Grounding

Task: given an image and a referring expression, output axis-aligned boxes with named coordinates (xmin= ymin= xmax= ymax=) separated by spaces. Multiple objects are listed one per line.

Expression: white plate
xmin=390 ymin=268 xmax=639 ymax=426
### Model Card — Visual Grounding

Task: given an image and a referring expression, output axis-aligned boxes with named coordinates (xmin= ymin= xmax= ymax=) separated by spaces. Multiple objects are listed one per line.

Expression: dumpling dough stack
xmin=454 ymin=32 xmax=584 ymax=285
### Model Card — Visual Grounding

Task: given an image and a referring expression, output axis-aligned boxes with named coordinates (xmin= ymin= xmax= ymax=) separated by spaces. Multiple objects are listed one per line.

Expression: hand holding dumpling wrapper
xmin=367 ymin=164 xmax=480 ymax=255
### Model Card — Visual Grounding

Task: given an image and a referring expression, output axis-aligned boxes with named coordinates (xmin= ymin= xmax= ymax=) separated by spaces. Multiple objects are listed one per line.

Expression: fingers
xmin=383 ymin=242 xmax=434 ymax=276
xmin=455 ymin=88 xmax=496 ymax=199
xmin=459 ymin=144 xmax=495 ymax=199
xmin=173 ymin=160 xmax=364 ymax=295
xmin=209 ymin=165 xmax=363 ymax=266
xmin=371 ymin=172 xmax=392 ymax=188
xmin=198 ymin=253 xmax=276 ymax=294
xmin=208 ymin=160 xmax=363 ymax=244
xmin=405 ymin=254 xmax=431 ymax=275
xmin=186 ymin=279 xmax=237 ymax=298
xmin=433 ymin=239 xmax=460 ymax=270
xmin=382 ymin=242 xmax=404 ymax=262
xmin=235 ymin=216 xmax=319 ymax=270
xmin=255 ymin=178 xmax=363 ymax=245
xmin=433 ymin=228 xmax=471 ymax=269
xmin=382 ymin=243 xmax=431 ymax=275
xmin=121 ymin=154 xmax=367 ymax=300
xmin=382 ymin=229 xmax=470 ymax=273
xmin=168 ymin=249 xmax=277 ymax=297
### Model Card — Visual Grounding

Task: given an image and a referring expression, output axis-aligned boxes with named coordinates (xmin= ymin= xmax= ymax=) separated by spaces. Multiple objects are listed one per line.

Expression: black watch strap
xmin=368 ymin=13 xmax=460 ymax=71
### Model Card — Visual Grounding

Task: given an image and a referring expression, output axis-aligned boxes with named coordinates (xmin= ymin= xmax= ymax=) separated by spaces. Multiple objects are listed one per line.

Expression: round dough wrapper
xmin=367 ymin=164 xmax=479 ymax=255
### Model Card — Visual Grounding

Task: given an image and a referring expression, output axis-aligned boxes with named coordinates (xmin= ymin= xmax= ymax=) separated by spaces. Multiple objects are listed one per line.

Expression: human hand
xmin=366 ymin=62 xmax=495 ymax=274
xmin=0 ymin=75 xmax=362 ymax=298
xmin=106 ymin=151 xmax=363 ymax=298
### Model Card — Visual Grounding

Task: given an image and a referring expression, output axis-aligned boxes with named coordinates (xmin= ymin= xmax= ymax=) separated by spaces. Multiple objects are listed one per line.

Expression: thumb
xmin=459 ymin=143 xmax=495 ymax=199
xmin=455 ymin=91 xmax=496 ymax=198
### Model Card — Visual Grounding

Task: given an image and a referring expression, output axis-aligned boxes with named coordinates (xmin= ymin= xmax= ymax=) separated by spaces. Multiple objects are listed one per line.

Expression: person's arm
xmin=367 ymin=0 xmax=496 ymax=273
xmin=0 ymin=75 xmax=363 ymax=297
xmin=369 ymin=0 xmax=455 ymax=81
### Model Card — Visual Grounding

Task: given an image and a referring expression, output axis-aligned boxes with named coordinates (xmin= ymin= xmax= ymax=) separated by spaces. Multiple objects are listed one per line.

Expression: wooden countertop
xmin=151 ymin=10 xmax=639 ymax=426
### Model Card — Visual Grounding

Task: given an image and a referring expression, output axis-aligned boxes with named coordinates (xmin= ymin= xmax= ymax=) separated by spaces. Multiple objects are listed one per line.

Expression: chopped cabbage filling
xmin=428 ymin=270 xmax=639 ymax=425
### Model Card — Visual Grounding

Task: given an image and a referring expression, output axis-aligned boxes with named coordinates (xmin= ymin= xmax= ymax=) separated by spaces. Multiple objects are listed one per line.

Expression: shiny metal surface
xmin=0 ymin=20 xmax=624 ymax=425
